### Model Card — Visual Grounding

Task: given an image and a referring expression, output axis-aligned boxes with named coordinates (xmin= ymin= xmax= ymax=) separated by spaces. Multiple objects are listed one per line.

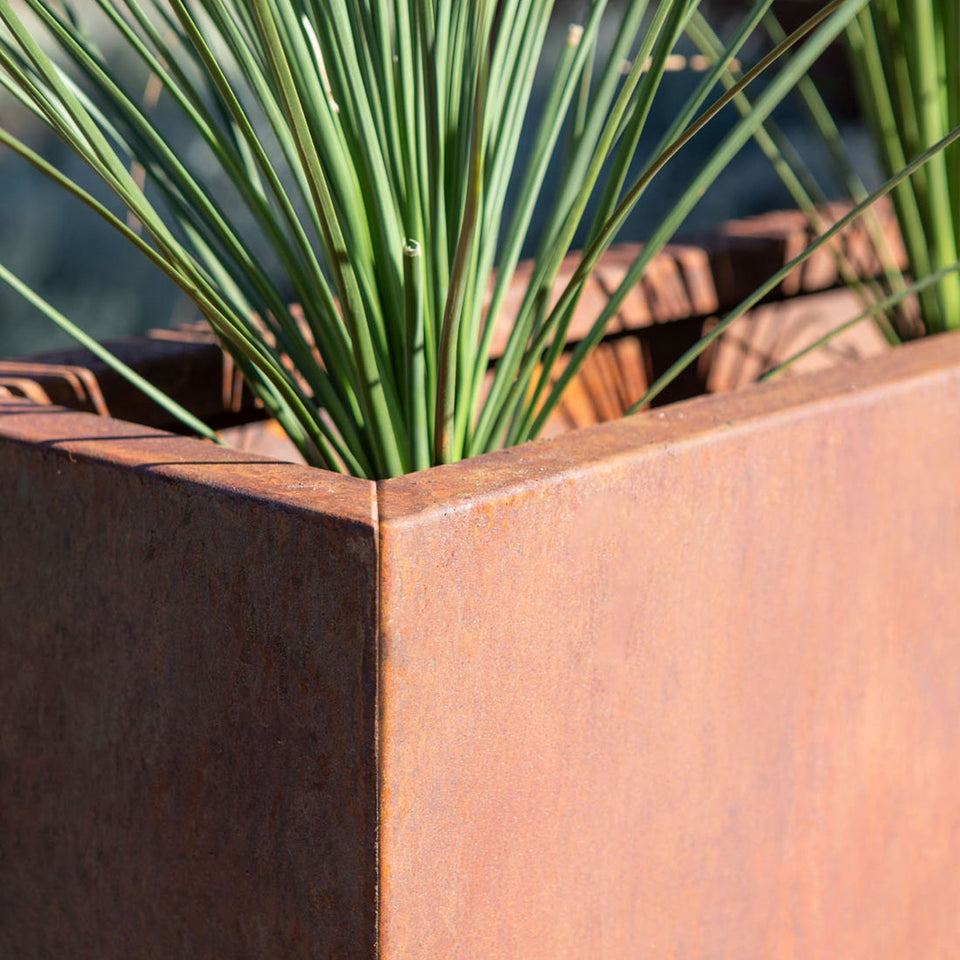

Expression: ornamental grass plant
xmin=0 ymin=0 xmax=958 ymax=478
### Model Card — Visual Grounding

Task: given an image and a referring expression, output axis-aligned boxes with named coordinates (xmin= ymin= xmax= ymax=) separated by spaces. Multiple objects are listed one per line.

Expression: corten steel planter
xmin=4 ymin=210 xmax=960 ymax=958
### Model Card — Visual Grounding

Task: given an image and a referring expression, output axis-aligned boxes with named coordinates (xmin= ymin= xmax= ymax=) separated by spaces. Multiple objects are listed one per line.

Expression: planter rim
xmin=0 ymin=395 xmax=375 ymax=527
xmin=0 ymin=200 xmax=912 ymax=505
xmin=379 ymin=330 xmax=960 ymax=522
xmin=2 ymin=329 xmax=957 ymax=524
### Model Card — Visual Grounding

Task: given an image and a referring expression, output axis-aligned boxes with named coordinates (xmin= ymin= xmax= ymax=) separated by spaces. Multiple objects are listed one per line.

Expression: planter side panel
xmin=0 ymin=403 xmax=378 ymax=960
xmin=378 ymin=335 xmax=960 ymax=960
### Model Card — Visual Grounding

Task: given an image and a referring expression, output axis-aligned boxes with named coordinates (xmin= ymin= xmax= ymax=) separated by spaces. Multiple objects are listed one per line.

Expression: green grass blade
xmin=625 ymin=122 xmax=960 ymax=415
xmin=0 ymin=262 xmax=218 ymax=442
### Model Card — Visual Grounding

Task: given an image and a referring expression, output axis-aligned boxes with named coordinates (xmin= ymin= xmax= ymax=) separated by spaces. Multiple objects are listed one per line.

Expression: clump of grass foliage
xmin=845 ymin=0 xmax=960 ymax=335
xmin=0 ymin=0 xmax=958 ymax=477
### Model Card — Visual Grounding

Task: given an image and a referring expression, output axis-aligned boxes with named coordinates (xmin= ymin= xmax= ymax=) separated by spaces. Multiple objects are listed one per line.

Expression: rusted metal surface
xmin=504 ymin=287 xmax=890 ymax=438
xmin=703 ymin=287 xmax=890 ymax=393
xmin=0 ymin=360 xmax=109 ymax=413
xmin=712 ymin=202 xmax=906 ymax=300
xmin=219 ymin=417 xmax=306 ymax=463
xmin=0 ymin=401 xmax=379 ymax=959
xmin=377 ymin=331 xmax=960 ymax=960
xmin=7 ymin=326 xmax=261 ymax=431
xmin=8 ymin=281 xmax=892 ymax=454
xmin=488 ymin=202 xmax=902 ymax=357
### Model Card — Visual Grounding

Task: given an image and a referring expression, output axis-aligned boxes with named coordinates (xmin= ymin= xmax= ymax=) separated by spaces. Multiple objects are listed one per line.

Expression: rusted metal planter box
xmin=3 ymin=213 xmax=960 ymax=957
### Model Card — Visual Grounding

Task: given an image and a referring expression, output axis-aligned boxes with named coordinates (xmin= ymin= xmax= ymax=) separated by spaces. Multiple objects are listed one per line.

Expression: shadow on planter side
xmin=0 ymin=409 xmax=379 ymax=958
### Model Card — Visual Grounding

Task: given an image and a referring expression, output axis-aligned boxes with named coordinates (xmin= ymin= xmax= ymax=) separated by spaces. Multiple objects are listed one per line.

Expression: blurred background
xmin=0 ymin=0 xmax=876 ymax=355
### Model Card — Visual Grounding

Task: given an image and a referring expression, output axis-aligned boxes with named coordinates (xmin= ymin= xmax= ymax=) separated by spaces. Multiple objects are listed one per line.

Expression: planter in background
xmin=0 ymin=204 xmax=896 ymax=450
xmin=4 ymin=210 xmax=958 ymax=959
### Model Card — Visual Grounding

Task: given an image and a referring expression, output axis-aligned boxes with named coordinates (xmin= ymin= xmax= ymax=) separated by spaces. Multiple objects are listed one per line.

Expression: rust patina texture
xmin=0 ymin=401 xmax=379 ymax=959
xmin=377 ymin=332 xmax=960 ymax=960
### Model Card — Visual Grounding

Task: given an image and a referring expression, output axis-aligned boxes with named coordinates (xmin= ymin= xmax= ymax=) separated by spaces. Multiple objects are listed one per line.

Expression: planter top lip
xmin=3 ymin=331 xmax=958 ymax=528
xmin=379 ymin=331 xmax=960 ymax=524
xmin=0 ymin=394 xmax=377 ymax=528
